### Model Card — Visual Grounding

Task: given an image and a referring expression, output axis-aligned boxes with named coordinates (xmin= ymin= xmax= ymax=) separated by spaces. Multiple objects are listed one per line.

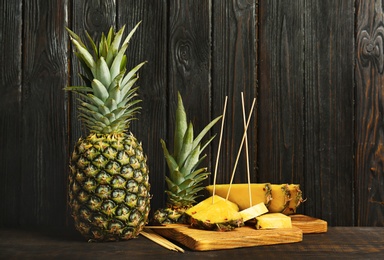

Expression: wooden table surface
xmin=1 ymin=227 xmax=383 ymax=259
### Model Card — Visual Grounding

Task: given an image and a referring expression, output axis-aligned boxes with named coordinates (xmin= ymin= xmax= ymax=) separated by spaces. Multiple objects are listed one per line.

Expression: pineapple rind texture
xmin=282 ymin=184 xmax=305 ymax=215
xmin=268 ymin=184 xmax=291 ymax=213
xmin=69 ymin=133 xmax=151 ymax=241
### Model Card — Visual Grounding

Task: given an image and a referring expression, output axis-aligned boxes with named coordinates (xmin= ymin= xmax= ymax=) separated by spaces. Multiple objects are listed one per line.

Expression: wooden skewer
xmin=212 ymin=96 xmax=228 ymax=203
xmin=226 ymin=97 xmax=256 ymax=201
xmin=241 ymin=92 xmax=253 ymax=208
xmin=141 ymin=228 xmax=185 ymax=253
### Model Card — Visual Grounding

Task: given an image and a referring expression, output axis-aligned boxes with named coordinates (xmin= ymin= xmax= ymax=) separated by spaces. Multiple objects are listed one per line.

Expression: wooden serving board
xmin=291 ymin=214 xmax=328 ymax=233
xmin=151 ymin=215 xmax=326 ymax=251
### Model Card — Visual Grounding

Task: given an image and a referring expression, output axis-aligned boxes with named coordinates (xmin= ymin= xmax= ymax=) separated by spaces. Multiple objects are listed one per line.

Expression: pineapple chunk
xmin=239 ymin=203 xmax=269 ymax=222
xmin=268 ymin=184 xmax=291 ymax=213
xmin=206 ymin=183 xmax=272 ymax=210
xmin=282 ymin=184 xmax=305 ymax=215
xmin=255 ymin=213 xmax=292 ymax=229
xmin=190 ymin=199 xmax=244 ymax=231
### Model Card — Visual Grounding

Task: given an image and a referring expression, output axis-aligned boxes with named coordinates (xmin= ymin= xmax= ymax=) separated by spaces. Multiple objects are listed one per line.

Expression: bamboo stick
xmin=212 ymin=96 xmax=228 ymax=203
xmin=141 ymin=228 xmax=184 ymax=253
xmin=225 ymin=97 xmax=256 ymax=201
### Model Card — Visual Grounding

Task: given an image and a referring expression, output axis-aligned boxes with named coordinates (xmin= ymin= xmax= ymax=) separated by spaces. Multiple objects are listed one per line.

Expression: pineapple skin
xmin=69 ymin=133 xmax=151 ymax=241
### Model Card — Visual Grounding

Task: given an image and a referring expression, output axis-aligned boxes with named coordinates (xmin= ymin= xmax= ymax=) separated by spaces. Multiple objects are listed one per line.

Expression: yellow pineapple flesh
xmin=255 ymin=213 xmax=292 ymax=229
xmin=239 ymin=202 xmax=269 ymax=222
xmin=268 ymin=184 xmax=291 ymax=213
xmin=205 ymin=183 xmax=272 ymax=210
xmin=189 ymin=199 xmax=244 ymax=231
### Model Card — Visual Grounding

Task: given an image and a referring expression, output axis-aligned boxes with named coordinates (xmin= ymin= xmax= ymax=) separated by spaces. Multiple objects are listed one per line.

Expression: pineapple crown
xmin=161 ymin=92 xmax=222 ymax=208
xmin=65 ymin=22 xmax=146 ymax=134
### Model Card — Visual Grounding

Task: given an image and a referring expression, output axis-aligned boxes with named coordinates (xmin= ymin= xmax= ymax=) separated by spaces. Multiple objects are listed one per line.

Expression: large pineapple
xmin=152 ymin=92 xmax=221 ymax=224
xmin=65 ymin=23 xmax=151 ymax=241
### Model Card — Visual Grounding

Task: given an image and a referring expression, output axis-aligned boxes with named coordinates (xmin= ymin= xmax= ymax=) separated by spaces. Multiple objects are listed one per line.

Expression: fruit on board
xmin=282 ymin=184 xmax=305 ymax=215
xmin=268 ymin=184 xmax=291 ymax=213
xmin=239 ymin=202 xmax=269 ymax=222
xmin=205 ymin=183 xmax=272 ymax=210
xmin=152 ymin=93 xmax=222 ymax=224
xmin=255 ymin=213 xmax=292 ymax=229
xmin=65 ymin=23 xmax=151 ymax=241
xmin=189 ymin=198 xmax=244 ymax=231
xmin=184 ymin=195 xmax=238 ymax=218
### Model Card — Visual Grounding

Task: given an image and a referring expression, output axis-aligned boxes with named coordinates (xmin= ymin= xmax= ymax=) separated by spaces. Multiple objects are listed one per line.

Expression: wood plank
xmin=20 ymin=0 xmax=69 ymax=226
xmin=211 ymin=0 xmax=258 ymax=184
xmin=167 ymin=0 xmax=213 ymax=190
xmin=302 ymin=0 xmax=354 ymax=226
xmin=0 ymin=0 xmax=23 ymax=226
xmin=258 ymin=0 xmax=355 ymax=226
xmin=355 ymin=0 xmax=384 ymax=226
xmin=117 ymin=0 xmax=168 ymax=216
xmin=258 ymin=0 xmax=305 ymax=189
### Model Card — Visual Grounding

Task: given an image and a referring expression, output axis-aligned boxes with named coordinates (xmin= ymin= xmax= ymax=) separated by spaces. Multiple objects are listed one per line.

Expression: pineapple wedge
xmin=239 ymin=202 xmax=268 ymax=222
xmin=282 ymin=184 xmax=305 ymax=215
xmin=268 ymin=184 xmax=291 ymax=213
xmin=184 ymin=195 xmax=237 ymax=217
xmin=206 ymin=183 xmax=272 ymax=210
xmin=189 ymin=199 xmax=244 ymax=231
xmin=255 ymin=213 xmax=292 ymax=229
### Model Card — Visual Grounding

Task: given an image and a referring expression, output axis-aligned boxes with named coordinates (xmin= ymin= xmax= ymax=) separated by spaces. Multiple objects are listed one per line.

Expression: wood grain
xmin=258 ymin=0 xmax=355 ymax=226
xmin=290 ymin=214 xmax=327 ymax=233
xmin=20 ymin=0 xmax=69 ymax=226
xmin=0 ymin=0 xmax=23 ymax=226
xmin=211 ymin=0 xmax=258 ymax=184
xmin=154 ymin=225 xmax=302 ymax=251
xmin=0 ymin=0 xmax=383 ymax=228
xmin=355 ymin=0 xmax=384 ymax=226
xmin=167 ymin=0 xmax=213 ymax=192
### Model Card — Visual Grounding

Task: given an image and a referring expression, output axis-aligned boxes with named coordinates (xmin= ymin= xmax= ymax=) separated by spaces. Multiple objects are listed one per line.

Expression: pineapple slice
xmin=282 ymin=184 xmax=305 ymax=215
xmin=239 ymin=202 xmax=268 ymax=222
xmin=189 ymin=199 xmax=244 ymax=231
xmin=255 ymin=213 xmax=292 ymax=229
xmin=206 ymin=183 xmax=272 ymax=210
xmin=268 ymin=184 xmax=291 ymax=213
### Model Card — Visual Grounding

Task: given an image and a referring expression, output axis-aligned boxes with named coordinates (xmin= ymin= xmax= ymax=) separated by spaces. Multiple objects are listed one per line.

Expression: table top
xmin=1 ymin=227 xmax=383 ymax=259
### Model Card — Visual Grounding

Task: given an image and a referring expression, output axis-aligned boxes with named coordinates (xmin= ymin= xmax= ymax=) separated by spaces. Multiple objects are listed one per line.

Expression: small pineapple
xmin=65 ymin=23 xmax=150 ymax=241
xmin=152 ymin=92 xmax=221 ymax=224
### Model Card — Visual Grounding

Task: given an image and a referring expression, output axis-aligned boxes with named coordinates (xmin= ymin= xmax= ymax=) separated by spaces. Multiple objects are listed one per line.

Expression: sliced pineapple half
xmin=206 ymin=183 xmax=272 ymax=210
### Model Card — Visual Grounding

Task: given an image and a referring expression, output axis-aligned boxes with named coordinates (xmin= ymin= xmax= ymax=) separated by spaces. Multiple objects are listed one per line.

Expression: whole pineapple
xmin=152 ymin=92 xmax=221 ymax=224
xmin=65 ymin=23 xmax=150 ymax=241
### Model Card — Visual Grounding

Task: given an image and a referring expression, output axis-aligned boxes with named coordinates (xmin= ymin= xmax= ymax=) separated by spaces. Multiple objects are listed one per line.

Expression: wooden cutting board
xmin=291 ymin=214 xmax=327 ymax=233
xmin=152 ymin=215 xmax=326 ymax=251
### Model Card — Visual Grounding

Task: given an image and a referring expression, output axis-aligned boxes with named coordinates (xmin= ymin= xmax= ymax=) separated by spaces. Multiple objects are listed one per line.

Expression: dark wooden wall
xmin=1 ymin=0 xmax=383 ymax=228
